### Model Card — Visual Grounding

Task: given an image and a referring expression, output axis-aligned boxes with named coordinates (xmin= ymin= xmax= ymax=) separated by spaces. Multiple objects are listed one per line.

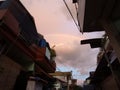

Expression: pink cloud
xmin=21 ymin=0 xmax=104 ymax=85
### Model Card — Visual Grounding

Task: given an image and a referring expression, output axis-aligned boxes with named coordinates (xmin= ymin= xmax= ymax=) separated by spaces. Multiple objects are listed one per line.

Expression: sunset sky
xmin=21 ymin=0 xmax=104 ymax=85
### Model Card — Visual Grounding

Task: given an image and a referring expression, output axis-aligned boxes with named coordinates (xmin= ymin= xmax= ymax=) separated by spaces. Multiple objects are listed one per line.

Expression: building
xmin=77 ymin=0 xmax=120 ymax=61
xmin=72 ymin=0 xmax=120 ymax=90
xmin=0 ymin=0 xmax=56 ymax=90
xmin=81 ymin=37 xmax=120 ymax=90
xmin=49 ymin=71 xmax=72 ymax=90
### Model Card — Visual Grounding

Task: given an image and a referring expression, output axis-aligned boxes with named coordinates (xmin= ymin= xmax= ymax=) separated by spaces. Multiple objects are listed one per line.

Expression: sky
xmin=21 ymin=0 xmax=104 ymax=85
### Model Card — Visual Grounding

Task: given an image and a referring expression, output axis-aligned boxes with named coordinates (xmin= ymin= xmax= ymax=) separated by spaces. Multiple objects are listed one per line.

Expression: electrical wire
xmin=62 ymin=0 xmax=80 ymax=31
xmin=74 ymin=3 xmax=78 ymax=13
xmin=74 ymin=3 xmax=79 ymax=30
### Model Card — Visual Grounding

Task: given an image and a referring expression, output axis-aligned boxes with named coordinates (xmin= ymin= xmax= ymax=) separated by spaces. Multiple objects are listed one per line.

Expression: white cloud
xmin=21 ymin=0 xmax=103 ymax=85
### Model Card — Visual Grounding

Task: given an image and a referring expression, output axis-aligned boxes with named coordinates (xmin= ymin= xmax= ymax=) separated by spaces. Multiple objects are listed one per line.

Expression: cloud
xmin=45 ymin=34 xmax=99 ymax=77
xmin=21 ymin=0 xmax=104 ymax=85
xmin=55 ymin=42 xmax=98 ymax=73
xmin=77 ymin=79 xmax=84 ymax=85
xmin=21 ymin=0 xmax=80 ymax=36
xmin=44 ymin=33 xmax=101 ymax=85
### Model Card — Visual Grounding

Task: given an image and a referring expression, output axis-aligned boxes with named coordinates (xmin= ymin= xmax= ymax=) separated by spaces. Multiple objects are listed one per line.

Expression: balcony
xmin=0 ymin=0 xmax=56 ymax=73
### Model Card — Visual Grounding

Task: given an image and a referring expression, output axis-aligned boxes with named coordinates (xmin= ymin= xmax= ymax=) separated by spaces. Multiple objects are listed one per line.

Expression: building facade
xmin=0 ymin=0 xmax=56 ymax=90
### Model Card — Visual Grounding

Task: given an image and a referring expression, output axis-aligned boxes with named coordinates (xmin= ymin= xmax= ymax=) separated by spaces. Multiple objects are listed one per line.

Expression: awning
xmin=81 ymin=38 xmax=102 ymax=48
xmin=77 ymin=0 xmax=119 ymax=33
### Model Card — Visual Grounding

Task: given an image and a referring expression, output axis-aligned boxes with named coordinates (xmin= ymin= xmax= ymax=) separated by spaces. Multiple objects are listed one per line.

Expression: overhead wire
xmin=74 ymin=3 xmax=78 ymax=13
xmin=56 ymin=0 xmax=97 ymax=78
xmin=62 ymin=0 xmax=80 ymax=31
xmin=74 ymin=2 xmax=82 ymax=33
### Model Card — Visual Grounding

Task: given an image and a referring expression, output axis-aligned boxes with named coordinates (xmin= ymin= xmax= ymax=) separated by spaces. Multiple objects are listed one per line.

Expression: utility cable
xmin=74 ymin=3 xmax=78 ymax=13
xmin=63 ymin=0 xmax=80 ymax=31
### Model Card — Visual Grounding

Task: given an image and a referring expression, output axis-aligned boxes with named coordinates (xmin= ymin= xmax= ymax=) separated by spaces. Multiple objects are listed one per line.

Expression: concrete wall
xmin=0 ymin=55 xmax=21 ymax=90
xmin=101 ymin=75 xmax=119 ymax=90
xmin=26 ymin=80 xmax=43 ymax=90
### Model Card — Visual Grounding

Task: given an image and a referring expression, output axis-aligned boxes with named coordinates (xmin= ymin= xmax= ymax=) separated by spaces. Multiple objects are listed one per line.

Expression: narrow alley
xmin=0 ymin=0 xmax=120 ymax=90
